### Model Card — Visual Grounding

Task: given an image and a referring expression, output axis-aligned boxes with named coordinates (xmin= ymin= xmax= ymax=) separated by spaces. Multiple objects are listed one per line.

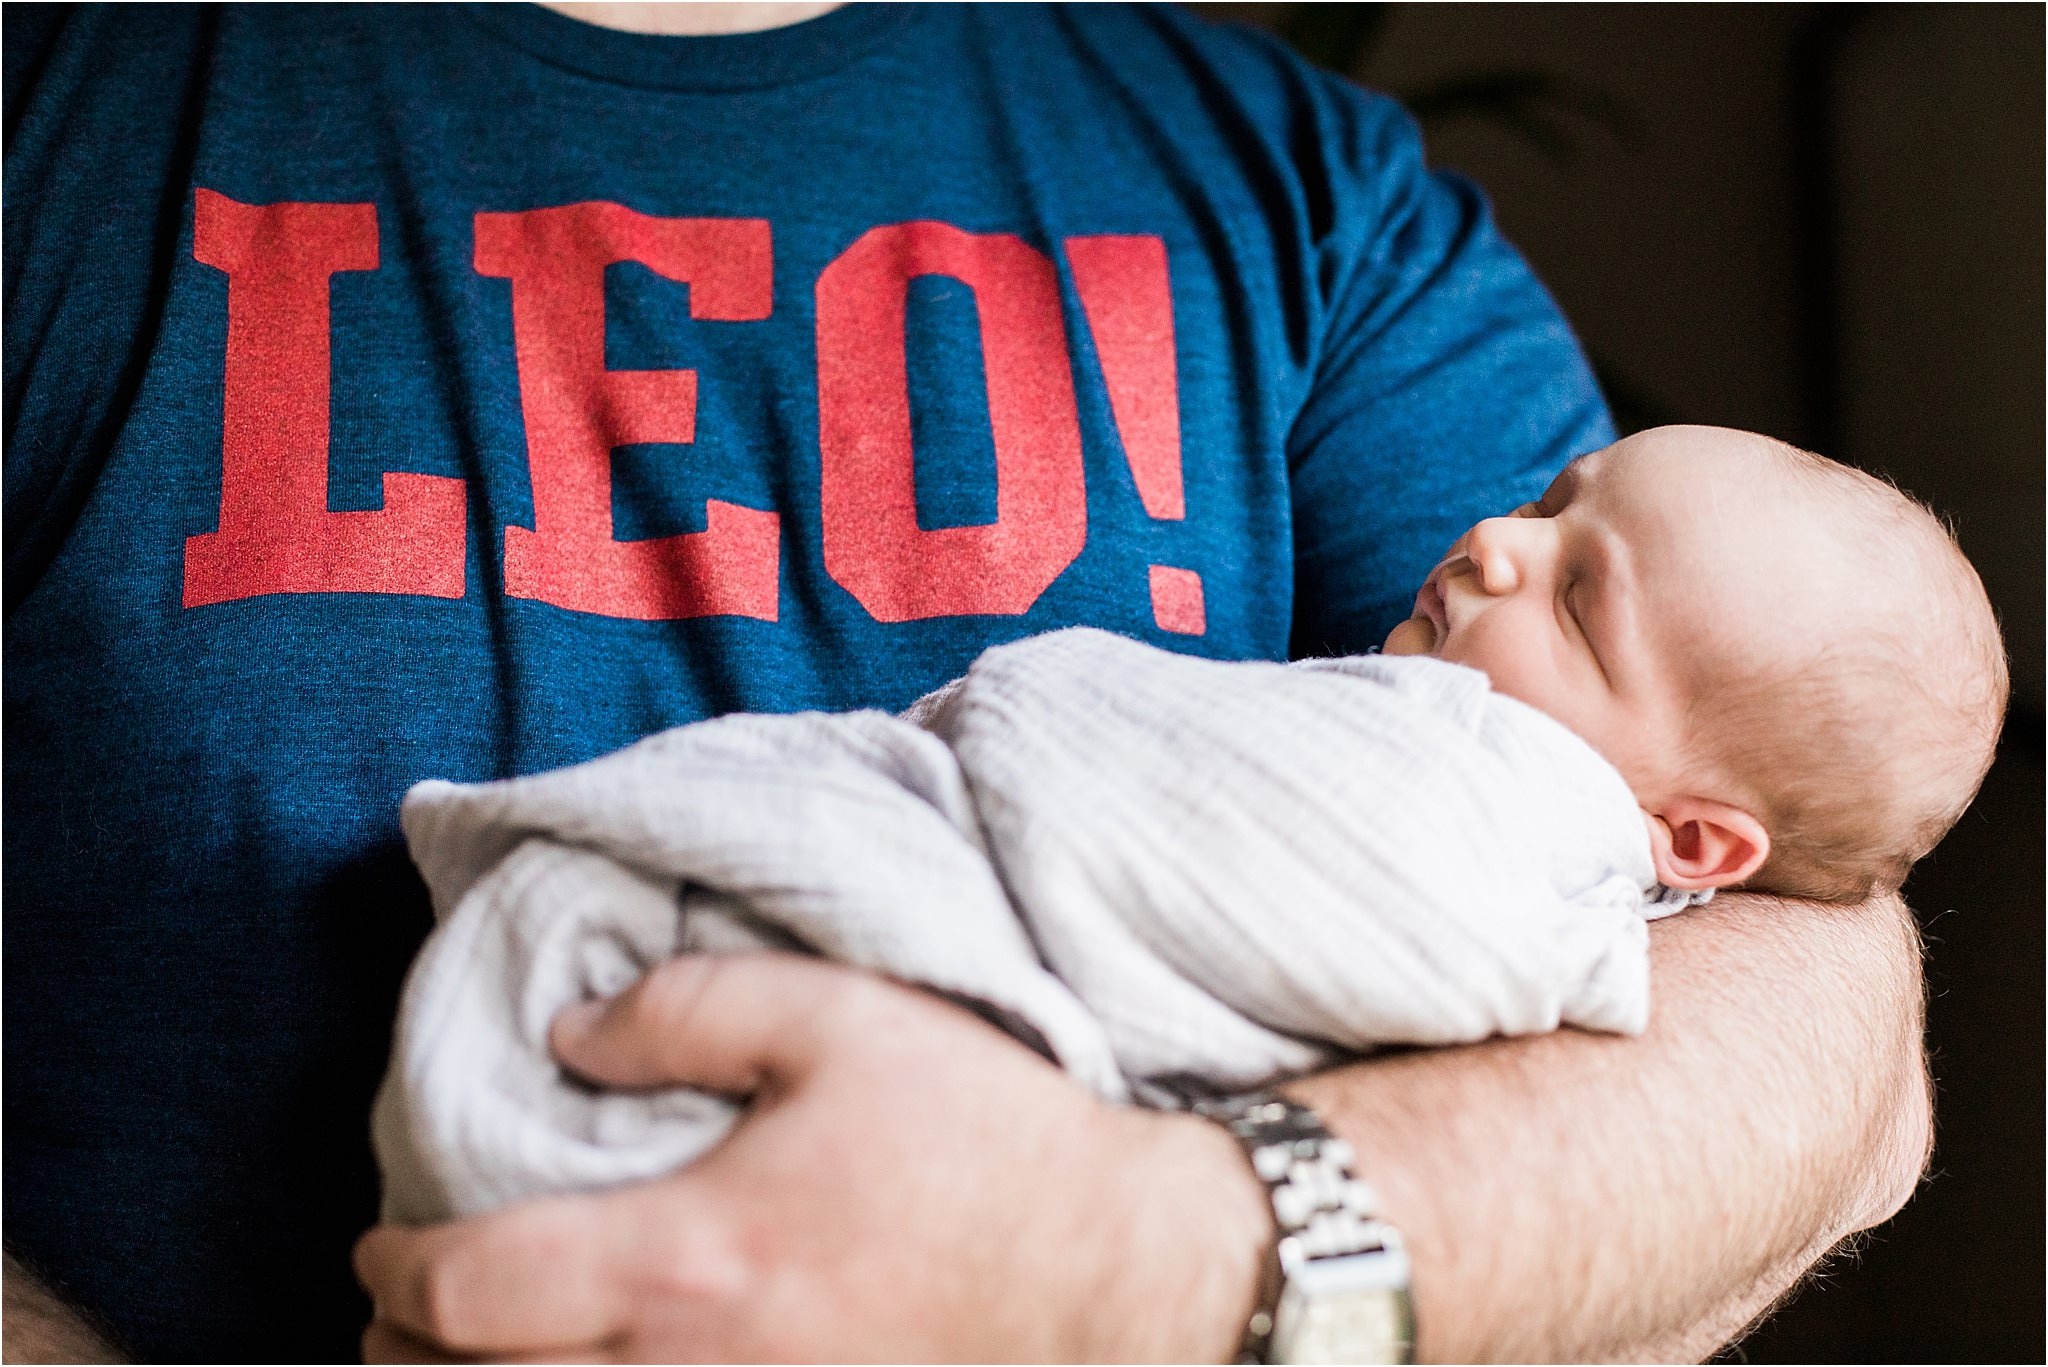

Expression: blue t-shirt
xmin=3 ymin=3 xmax=1610 ymax=1358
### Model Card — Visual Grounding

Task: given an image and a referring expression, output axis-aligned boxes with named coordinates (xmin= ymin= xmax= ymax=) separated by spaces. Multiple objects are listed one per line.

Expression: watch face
xmin=1272 ymin=1285 xmax=1413 ymax=1365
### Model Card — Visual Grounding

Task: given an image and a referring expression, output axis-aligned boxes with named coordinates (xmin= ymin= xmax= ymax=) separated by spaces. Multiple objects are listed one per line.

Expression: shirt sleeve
xmin=1281 ymin=80 xmax=1615 ymax=658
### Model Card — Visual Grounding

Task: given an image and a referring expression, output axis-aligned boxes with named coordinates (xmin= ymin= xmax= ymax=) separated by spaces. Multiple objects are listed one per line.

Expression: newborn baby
xmin=375 ymin=425 xmax=2005 ymax=1223
xmin=1382 ymin=424 xmax=2006 ymax=903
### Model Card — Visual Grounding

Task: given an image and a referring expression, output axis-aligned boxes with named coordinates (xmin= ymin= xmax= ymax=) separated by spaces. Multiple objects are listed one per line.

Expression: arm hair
xmin=1288 ymin=889 xmax=1930 ymax=1363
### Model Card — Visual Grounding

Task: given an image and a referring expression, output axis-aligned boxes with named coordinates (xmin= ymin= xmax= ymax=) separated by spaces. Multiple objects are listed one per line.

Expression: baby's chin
xmin=1381 ymin=615 xmax=1437 ymax=657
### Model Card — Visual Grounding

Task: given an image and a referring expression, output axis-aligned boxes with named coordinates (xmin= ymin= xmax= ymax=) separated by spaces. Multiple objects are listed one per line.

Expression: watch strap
xmin=1189 ymin=1091 xmax=1415 ymax=1365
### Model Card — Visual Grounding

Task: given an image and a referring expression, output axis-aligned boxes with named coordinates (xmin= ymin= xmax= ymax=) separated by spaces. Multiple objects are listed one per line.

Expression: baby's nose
xmin=1464 ymin=518 xmax=1528 ymax=595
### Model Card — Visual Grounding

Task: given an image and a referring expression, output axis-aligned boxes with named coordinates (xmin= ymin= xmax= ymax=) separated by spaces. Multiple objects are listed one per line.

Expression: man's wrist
xmin=1119 ymin=1108 xmax=1272 ymax=1362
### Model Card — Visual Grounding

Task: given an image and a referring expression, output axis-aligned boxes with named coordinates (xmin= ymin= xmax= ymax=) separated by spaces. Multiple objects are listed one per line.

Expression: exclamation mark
xmin=1067 ymin=234 xmax=1204 ymax=636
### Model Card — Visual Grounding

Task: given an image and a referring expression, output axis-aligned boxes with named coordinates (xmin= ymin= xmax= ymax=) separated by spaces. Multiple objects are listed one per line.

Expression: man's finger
xmin=363 ymin=1315 xmax=623 ymax=1365
xmin=361 ymin=1316 xmax=465 ymax=1364
xmin=353 ymin=1196 xmax=636 ymax=1352
xmin=363 ymin=1315 xmax=630 ymax=1365
xmin=549 ymin=951 xmax=868 ymax=1094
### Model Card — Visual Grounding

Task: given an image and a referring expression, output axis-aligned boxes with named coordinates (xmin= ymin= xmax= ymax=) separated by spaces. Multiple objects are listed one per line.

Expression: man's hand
xmin=354 ymin=953 xmax=1270 ymax=1362
xmin=358 ymin=888 xmax=1930 ymax=1364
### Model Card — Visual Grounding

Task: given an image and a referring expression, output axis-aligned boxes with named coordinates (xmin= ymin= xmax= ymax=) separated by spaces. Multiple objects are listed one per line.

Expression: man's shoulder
xmin=1028 ymin=4 xmax=1413 ymax=138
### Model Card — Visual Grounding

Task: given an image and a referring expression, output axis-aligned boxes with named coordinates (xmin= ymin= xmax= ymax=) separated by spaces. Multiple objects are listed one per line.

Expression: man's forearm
xmin=1290 ymin=891 xmax=1930 ymax=1363
xmin=2 ymin=1253 xmax=124 ymax=1364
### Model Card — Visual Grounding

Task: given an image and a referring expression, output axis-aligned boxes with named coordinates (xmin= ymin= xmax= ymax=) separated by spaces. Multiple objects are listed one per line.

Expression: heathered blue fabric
xmin=3 ymin=4 xmax=1611 ymax=1358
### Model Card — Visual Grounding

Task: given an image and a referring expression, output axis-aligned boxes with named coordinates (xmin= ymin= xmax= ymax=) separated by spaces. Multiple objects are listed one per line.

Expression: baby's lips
xmin=1415 ymin=575 xmax=1449 ymax=638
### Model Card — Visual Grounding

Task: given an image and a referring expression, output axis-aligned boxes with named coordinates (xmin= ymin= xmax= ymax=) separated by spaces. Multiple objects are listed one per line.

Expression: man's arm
xmin=1295 ymin=888 xmax=1931 ymax=1362
xmin=2 ymin=1253 xmax=124 ymax=1365
xmin=354 ymin=890 xmax=1928 ymax=1363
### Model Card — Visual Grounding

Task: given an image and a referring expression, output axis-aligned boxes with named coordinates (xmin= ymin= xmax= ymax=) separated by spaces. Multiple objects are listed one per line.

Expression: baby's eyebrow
xmin=1548 ymin=460 xmax=1586 ymax=503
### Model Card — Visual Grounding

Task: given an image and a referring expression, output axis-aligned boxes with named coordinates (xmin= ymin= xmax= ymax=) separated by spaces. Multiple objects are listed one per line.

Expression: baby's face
xmin=1383 ymin=426 xmax=1820 ymax=803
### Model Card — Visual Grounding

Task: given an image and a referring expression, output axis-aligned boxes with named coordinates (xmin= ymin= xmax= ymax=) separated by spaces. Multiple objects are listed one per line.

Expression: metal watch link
xmin=1190 ymin=1091 xmax=1414 ymax=1365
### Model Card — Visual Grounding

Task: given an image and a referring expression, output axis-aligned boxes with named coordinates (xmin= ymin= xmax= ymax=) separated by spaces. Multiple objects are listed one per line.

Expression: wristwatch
xmin=1189 ymin=1091 xmax=1415 ymax=1365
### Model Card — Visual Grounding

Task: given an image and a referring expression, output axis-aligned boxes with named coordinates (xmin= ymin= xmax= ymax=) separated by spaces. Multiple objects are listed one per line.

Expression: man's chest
xmin=7 ymin=4 xmax=1326 ymax=769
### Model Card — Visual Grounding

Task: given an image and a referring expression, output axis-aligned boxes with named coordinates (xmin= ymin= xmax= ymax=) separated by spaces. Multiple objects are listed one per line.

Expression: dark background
xmin=1202 ymin=4 xmax=2044 ymax=1360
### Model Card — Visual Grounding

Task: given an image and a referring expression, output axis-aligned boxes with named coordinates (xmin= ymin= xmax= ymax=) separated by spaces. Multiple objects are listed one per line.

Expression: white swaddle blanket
xmin=375 ymin=628 xmax=1672 ymax=1225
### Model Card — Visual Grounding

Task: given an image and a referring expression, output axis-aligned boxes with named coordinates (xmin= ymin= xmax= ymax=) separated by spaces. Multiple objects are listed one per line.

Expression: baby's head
xmin=1384 ymin=426 xmax=2007 ymax=903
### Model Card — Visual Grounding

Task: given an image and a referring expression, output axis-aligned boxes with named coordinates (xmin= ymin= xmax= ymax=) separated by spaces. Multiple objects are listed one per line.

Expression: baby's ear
xmin=1645 ymin=798 xmax=1771 ymax=889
